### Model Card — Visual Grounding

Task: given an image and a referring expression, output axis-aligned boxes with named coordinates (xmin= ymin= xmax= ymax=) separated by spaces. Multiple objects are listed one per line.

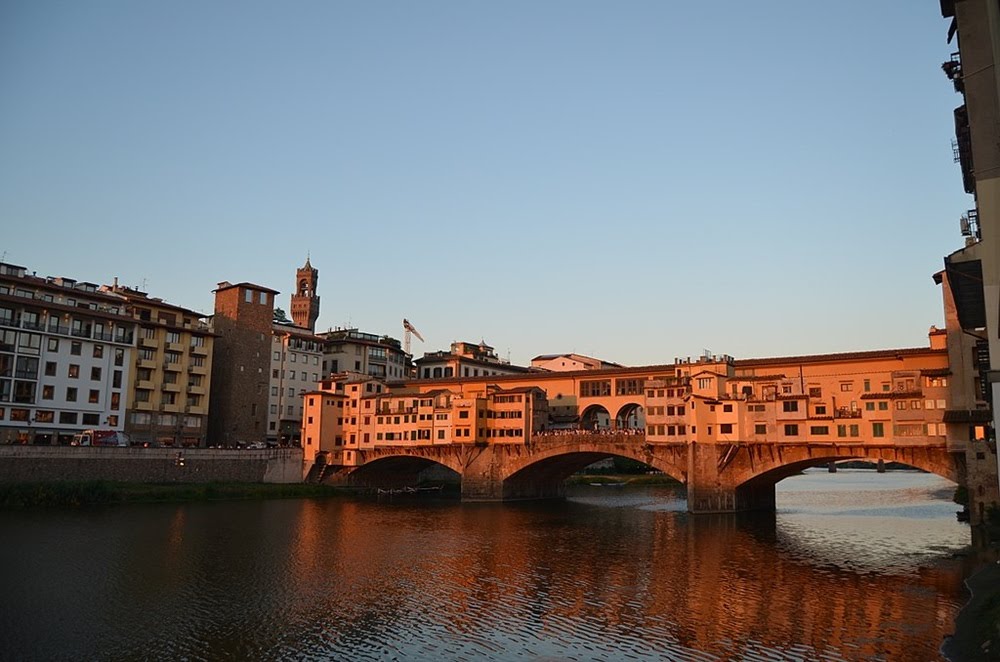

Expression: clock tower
xmin=291 ymin=257 xmax=320 ymax=331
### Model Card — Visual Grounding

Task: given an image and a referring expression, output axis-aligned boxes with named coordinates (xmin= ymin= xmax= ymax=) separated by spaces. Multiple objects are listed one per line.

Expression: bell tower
xmin=291 ymin=256 xmax=320 ymax=331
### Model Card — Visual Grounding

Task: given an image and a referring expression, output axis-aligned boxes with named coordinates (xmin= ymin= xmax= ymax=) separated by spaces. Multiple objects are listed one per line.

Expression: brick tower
xmin=291 ymin=256 xmax=320 ymax=331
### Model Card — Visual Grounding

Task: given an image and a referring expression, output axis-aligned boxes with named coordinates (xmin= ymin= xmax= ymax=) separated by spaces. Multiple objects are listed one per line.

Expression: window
xmin=68 ymin=364 xmax=79 ymax=378
xmin=166 ymin=331 xmax=180 ymax=344
xmin=459 ymin=410 xmax=469 ymax=419
xmin=815 ymin=405 xmax=826 ymax=415
xmin=754 ymin=424 xmax=767 ymax=435
xmin=863 ymin=379 xmax=871 ymax=392
xmin=840 ymin=383 xmax=852 ymax=392
xmin=865 ymin=402 xmax=875 ymax=411
xmin=697 ymin=378 xmax=712 ymax=389
xmin=259 ymin=291 xmax=267 ymax=305
xmin=82 ymin=413 xmax=99 ymax=426
xmin=720 ymin=423 xmax=733 ymax=434
xmin=723 ymin=404 xmax=733 ymax=412
xmin=782 ymin=401 xmax=798 ymax=412
xmin=47 ymin=338 xmax=59 ymax=352
xmin=93 ymin=344 xmax=103 ymax=358
xmin=42 ymin=385 xmax=53 ymax=400
xmin=895 ymin=401 xmax=906 ymax=410
xmin=70 ymin=341 xmax=81 ymax=356
xmin=878 ymin=401 xmax=888 ymax=411
xmin=111 ymin=392 xmax=120 ymax=409
xmin=580 ymin=380 xmax=611 ymax=398
xmin=114 ymin=348 xmax=124 ymax=367
xmin=809 ymin=426 xmax=829 ymax=435
xmin=90 ymin=367 xmax=101 ymax=381
xmin=59 ymin=411 xmax=78 ymax=424
xmin=784 ymin=424 xmax=799 ymax=436
xmin=872 ymin=422 xmax=885 ymax=438
xmin=88 ymin=389 xmax=99 ymax=404
xmin=245 ymin=289 xmax=253 ymax=303
xmin=112 ymin=371 xmax=122 ymax=388
xmin=66 ymin=387 xmax=77 ymax=402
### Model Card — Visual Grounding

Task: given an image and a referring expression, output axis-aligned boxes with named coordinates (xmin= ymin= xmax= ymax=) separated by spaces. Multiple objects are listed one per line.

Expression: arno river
xmin=0 ymin=470 xmax=978 ymax=661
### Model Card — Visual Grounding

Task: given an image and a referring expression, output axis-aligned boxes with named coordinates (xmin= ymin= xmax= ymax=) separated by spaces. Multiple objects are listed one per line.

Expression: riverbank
xmin=944 ymin=516 xmax=1000 ymax=661
xmin=0 ymin=481 xmax=358 ymax=509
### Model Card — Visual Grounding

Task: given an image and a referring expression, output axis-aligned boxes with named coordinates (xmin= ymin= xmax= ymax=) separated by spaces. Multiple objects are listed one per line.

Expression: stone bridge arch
xmin=339 ymin=447 xmax=468 ymax=490
xmin=491 ymin=436 xmax=688 ymax=500
xmin=689 ymin=442 xmax=963 ymax=513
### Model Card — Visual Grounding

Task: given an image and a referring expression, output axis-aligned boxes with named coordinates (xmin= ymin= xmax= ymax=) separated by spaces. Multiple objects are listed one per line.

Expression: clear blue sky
xmin=0 ymin=1 xmax=970 ymax=366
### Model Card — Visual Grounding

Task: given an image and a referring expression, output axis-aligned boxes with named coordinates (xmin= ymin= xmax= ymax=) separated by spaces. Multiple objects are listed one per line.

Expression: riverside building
xmin=103 ymin=283 xmax=215 ymax=447
xmin=0 ymin=262 xmax=136 ymax=445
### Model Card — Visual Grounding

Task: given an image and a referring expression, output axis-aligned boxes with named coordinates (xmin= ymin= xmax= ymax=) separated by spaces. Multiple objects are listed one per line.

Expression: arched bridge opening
xmin=704 ymin=444 xmax=963 ymax=514
xmin=344 ymin=455 xmax=462 ymax=492
xmin=499 ymin=443 xmax=688 ymax=501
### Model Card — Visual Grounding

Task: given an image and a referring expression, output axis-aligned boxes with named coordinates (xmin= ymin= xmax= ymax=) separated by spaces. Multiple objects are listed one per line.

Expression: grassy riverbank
xmin=0 ymin=481 xmax=357 ymax=509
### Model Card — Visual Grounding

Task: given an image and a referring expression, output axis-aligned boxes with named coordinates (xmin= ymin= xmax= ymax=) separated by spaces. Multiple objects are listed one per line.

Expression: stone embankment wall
xmin=0 ymin=447 xmax=304 ymax=484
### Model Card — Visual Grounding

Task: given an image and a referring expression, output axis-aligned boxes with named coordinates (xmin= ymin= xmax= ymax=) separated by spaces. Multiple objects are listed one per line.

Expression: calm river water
xmin=0 ymin=470 xmax=977 ymax=661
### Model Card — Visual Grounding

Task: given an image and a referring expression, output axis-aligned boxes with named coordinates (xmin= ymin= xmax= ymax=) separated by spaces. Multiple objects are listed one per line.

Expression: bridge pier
xmin=687 ymin=441 xmax=776 ymax=514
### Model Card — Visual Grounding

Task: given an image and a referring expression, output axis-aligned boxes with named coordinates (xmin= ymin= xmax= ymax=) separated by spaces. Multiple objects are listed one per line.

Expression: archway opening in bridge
xmin=347 ymin=456 xmax=462 ymax=495
xmin=615 ymin=403 xmax=645 ymax=431
xmin=733 ymin=454 xmax=959 ymax=515
xmin=580 ymin=405 xmax=611 ymax=431
xmin=501 ymin=450 xmax=687 ymax=501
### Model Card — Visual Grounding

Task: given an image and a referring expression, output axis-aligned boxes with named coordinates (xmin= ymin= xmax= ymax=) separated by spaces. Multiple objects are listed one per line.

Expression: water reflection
xmin=0 ymin=470 xmax=971 ymax=661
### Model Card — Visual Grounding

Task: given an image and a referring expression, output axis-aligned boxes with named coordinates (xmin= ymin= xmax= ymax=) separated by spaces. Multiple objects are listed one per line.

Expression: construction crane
xmin=403 ymin=318 xmax=424 ymax=355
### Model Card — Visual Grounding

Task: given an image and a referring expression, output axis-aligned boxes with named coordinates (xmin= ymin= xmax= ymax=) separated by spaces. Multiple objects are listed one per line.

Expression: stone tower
xmin=291 ymin=257 xmax=320 ymax=331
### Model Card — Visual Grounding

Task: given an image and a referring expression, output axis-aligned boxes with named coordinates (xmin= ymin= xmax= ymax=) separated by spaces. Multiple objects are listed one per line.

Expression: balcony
xmin=190 ymin=343 xmax=208 ymax=355
xmin=136 ymin=379 xmax=156 ymax=390
xmin=162 ymin=361 xmax=182 ymax=372
xmin=70 ymin=328 xmax=92 ymax=339
xmin=137 ymin=358 xmax=157 ymax=369
xmin=834 ymin=408 xmax=862 ymax=419
xmin=189 ymin=364 xmax=208 ymax=374
xmin=162 ymin=382 xmax=182 ymax=393
xmin=187 ymin=384 xmax=205 ymax=395
xmin=139 ymin=337 xmax=158 ymax=348
xmin=21 ymin=320 xmax=44 ymax=331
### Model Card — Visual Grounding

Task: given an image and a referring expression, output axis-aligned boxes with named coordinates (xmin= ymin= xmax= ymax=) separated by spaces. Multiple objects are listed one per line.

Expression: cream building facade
xmin=0 ymin=263 xmax=136 ymax=445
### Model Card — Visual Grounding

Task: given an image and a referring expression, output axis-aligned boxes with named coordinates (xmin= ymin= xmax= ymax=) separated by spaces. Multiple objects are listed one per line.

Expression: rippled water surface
xmin=0 ymin=470 xmax=974 ymax=661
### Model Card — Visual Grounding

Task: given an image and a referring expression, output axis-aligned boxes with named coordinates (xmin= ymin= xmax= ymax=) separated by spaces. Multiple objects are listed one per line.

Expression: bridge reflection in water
xmin=0 ymin=471 xmax=969 ymax=660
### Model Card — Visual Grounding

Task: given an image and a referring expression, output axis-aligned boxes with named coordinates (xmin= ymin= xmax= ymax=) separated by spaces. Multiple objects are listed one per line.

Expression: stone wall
xmin=0 ymin=447 xmax=304 ymax=484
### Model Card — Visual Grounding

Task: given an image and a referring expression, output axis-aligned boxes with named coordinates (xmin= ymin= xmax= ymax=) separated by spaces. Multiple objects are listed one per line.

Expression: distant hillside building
xmin=416 ymin=340 xmax=530 ymax=379
xmin=320 ymin=328 xmax=410 ymax=381
xmin=530 ymin=353 xmax=622 ymax=372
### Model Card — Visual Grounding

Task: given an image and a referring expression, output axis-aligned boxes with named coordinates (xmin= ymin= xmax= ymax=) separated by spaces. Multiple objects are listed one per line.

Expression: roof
xmin=944 ymin=409 xmax=993 ymax=423
xmin=107 ymin=286 xmax=208 ymax=318
xmin=730 ymin=374 xmax=787 ymax=381
xmin=213 ymin=281 xmax=280 ymax=295
xmin=735 ymin=346 xmax=943 ymax=367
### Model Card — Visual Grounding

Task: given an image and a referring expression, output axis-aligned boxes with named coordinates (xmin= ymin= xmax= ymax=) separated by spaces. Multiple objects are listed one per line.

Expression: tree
xmin=274 ymin=308 xmax=291 ymax=323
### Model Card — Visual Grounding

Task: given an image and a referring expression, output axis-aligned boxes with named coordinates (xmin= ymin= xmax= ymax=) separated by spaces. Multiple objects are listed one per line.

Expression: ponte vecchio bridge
xmin=307 ymin=337 xmax=995 ymax=521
